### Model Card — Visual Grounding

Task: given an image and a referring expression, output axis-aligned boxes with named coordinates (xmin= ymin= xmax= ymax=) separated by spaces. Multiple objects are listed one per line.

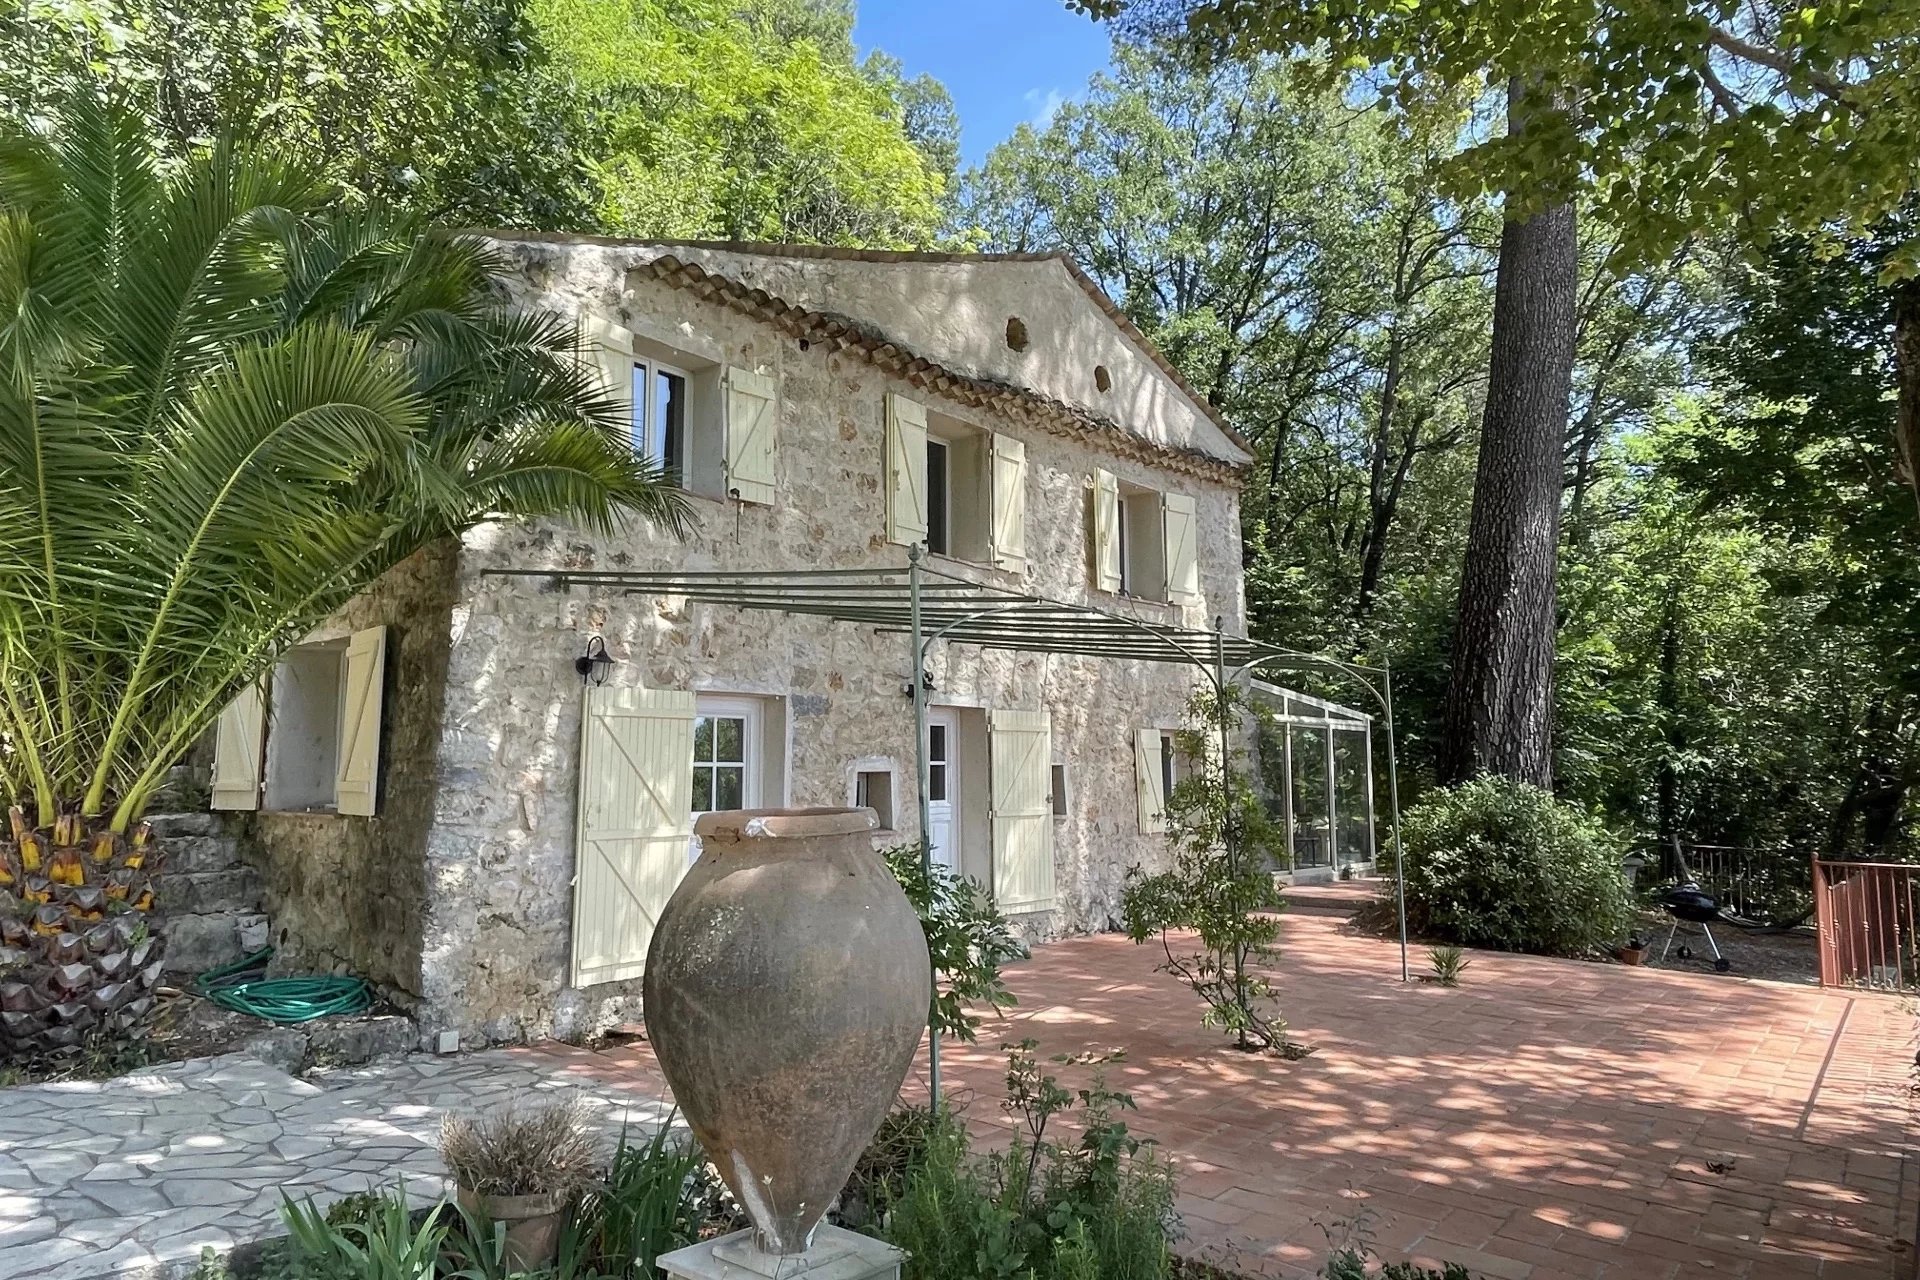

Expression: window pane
xmin=716 ymin=766 xmax=744 ymax=810
xmin=928 ymin=762 xmax=947 ymax=803
xmin=1161 ymin=735 xmax=1176 ymax=801
xmin=692 ymin=768 xmax=713 ymax=813
xmin=693 ymin=716 xmax=714 ymax=763
xmin=655 ymin=369 xmax=685 ymax=473
xmin=926 ymin=440 xmax=950 ymax=555
xmin=715 ymin=716 xmax=744 ymax=763
xmin=855 ymin=774 xmax=872 ymax=808
xmin=929 ymin=724 xmax=947 ymax=763
xmin=631 ymin=361 xmax=664 ymax=465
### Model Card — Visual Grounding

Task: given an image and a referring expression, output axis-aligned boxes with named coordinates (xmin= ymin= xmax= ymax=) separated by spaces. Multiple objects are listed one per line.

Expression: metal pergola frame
xmin=488 ymin=547 xmax=1407 ymax=1095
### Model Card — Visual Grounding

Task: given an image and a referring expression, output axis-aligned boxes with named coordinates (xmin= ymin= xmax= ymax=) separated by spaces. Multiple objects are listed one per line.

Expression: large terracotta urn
xmin=643 ymin=807 xmax=932 ymax=1256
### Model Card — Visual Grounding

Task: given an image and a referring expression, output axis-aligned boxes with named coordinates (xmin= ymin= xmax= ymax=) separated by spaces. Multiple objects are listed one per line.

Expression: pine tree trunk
xmin=1437 ymin=85 xmax=1578 ymax=787
xmin=1893 ymin=276 xmax=1920 ymax=521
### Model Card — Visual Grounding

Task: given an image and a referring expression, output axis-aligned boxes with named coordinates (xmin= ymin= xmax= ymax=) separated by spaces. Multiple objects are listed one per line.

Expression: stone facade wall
xmin=413 ymin=242 xmax=1248 ymax=1046
xmin=244 ymin=542 xmax=460 ymax=1003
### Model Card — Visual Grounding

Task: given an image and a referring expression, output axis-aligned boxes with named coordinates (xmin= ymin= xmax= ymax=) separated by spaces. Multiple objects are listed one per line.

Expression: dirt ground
xmin=1640 ymin=916 xmax=1822 ymax=986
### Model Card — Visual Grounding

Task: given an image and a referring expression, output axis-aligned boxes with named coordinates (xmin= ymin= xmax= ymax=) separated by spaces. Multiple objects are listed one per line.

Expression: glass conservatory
xmin=1251 ymin=680 xmax=1377 ymax=876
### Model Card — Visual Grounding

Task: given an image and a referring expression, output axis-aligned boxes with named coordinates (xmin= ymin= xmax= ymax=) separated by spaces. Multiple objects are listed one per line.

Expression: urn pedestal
xmin=642 ymin=807 xmax=932 ymax=1260
xmin=656 ymin=1224 xmax=904 ymax=1280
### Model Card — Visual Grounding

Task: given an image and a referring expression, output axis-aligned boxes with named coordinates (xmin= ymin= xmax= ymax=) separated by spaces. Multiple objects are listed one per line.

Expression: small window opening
xmin=1160 ymin=734 xmax=1177 ymax=803
xmin=1050 ymin=763 xmax=1069 ymax=820
xmin=856 ymin=770 xmax=895 ymax=830
xmin=1094 ymin=365 xmax=1111 ymax=392
xmin=1005 ymin=316 xmax=1030 ymax=351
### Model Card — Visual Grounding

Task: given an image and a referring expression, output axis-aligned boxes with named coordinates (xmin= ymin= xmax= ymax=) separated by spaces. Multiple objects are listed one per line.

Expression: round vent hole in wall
xmin=1005 ymin=316 xmax=1030 ymax=351
xmin=1094 ymin=365 xmax=1112 ymax=392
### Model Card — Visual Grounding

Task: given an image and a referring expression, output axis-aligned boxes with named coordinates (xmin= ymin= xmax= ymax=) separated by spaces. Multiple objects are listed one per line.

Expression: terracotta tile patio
xmin=523 ymin=913 xmax=1920 ymax=1280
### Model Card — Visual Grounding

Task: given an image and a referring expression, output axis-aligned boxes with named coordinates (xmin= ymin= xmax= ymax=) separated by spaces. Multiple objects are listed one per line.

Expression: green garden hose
xmin=194 ymin=946 xmax=373 ymax=1023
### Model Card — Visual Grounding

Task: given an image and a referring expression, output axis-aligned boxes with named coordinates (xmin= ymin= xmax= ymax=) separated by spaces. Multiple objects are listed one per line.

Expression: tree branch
xmin=1706 ymin=27 xmax=1855 ymax=107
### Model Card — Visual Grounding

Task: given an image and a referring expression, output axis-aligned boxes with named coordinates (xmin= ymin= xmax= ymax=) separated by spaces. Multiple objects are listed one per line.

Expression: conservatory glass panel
xmin=1290 ymin=725 xmax=1330 ymax=869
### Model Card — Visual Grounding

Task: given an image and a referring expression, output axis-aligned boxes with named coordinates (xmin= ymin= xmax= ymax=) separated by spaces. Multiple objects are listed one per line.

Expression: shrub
xmin=1123 ymin=687 xmax=1300 ymax=1056
xmin=1394 ymin=776 xmax=1634 ymax=957
xmin=885 ymin=844 xmax=1027 ymax=1042
xmin=875 ymin=1042 xmax=1175 ymax=1280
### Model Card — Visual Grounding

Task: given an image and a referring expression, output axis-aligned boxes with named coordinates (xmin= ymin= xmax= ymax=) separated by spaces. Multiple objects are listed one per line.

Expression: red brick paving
xmin=515 ymin=914 xmax=1919 ymax=1279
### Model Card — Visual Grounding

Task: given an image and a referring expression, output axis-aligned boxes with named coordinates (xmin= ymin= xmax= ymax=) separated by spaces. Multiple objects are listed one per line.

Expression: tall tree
xmin=1081 ymin=0 xmax=1920 ymax=786
xmin=1437 ymin=82 xmax=1577 ymax=786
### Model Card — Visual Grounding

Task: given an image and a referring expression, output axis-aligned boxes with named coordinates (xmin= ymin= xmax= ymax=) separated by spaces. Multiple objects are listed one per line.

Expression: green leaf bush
xmin=1395 ymin=777 xmax=1634 ymax=957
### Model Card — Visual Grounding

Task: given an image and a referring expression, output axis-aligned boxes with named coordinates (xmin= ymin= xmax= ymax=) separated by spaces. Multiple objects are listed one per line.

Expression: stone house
xmin=200 ymin=239 xmax=1254 ymax=1048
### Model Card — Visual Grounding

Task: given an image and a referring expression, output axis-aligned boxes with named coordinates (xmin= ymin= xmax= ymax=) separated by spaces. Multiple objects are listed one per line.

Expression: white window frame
xmin=1050 ymin=760 xmax=1070 ymax=821
xmin=630 ymin=356 xmax=692 ymax=475
xmin=691 ymin=694 xmax=763 ymax=818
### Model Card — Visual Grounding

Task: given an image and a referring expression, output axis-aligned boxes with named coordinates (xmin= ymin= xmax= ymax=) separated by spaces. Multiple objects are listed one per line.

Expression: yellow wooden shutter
xmin=210 ymin=682 xmax=266 ymax=811
xmin=582 ymin=315 xmax=636 ymax=426
xmin=1135 ymin=728 xmax=1167 ymax=834
xmin=572 ymin=685 xmax=696 ymax=987
xmin=886 ymin=393 xmax=929 ymax=546
xmin=989 ymin=433 xmax=1027 ymax=572
xmin=1163 ymin=492 xmax=1200 ymax=605
xmin=990 ymin=708 xmax=1054 ymax=912
xmin=1091 ymin=468 xmax=1122 ymax=592
xmin=333 ymin=626 xmax=387 ymax=817
xmin=724 ymin=365 xmax=778 ymax=505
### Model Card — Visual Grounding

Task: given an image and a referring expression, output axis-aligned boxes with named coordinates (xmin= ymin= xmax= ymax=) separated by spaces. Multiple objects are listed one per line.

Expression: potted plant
xmin=1614 ymin=935 xmax=1649 ymax=966
xmin=440 ymin=1097 xmax=600 ymax=1268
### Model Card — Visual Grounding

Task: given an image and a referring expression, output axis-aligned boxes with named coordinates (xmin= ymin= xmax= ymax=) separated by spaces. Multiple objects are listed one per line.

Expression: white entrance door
xmin=927 ymin=710 xmax=958 ymax=870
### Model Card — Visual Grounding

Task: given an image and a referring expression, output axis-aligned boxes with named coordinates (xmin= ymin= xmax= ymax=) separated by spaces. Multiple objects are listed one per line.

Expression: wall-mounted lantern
xmin=575 ymin=636 xmax=613 ymax=686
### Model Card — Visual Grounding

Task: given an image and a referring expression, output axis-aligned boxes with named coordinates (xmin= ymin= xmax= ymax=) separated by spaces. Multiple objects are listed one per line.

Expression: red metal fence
xmin=1813 ymin=858 xmax=1920 ymax=990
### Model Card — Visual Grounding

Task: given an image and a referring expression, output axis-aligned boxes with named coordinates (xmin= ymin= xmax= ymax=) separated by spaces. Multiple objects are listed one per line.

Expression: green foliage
xmin=0 ymin=0 xmax=600 ymax=229
xmin=1122 ymin=687 xmax=1298 ymax=1055
xmin=279 ymin=1121 xmax=713 ymax=1279
xmin=566 ymin=1120 xmax=708 ymax=1274
xmin=281 ymin=1189 xmax=449 ymax=1280
xmin=876 ymin=1042 xmax=1175 ymax=1280
xmin=1395 ymin=777 xmax=1634 ymax=957
xmin=1424 ymin=944 xmax=1468 ymax=987
xmin=0 ymin=94 xmax=686 ymax=828
xmin=884 ymin=843 xmax=1027 ymax=1043
xmin=1087 ymin=2 xmax=1920 ymax=275
xmin=1 ymin=0 xmax=959 ymax=245
xmin=1323 ymin=1249 xmax=1476 ymax=1280
xmin=532 ymin=0 xmax=949 ymax=244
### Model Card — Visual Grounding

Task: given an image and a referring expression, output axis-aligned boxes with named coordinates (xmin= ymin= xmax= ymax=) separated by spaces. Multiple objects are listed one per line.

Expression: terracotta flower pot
xmin=454 ymin=1186 xmax=569 ymax=1269
xmin=643 ymin=808 xmax=933 ymax=1256
xmin=1615 ymin=945 xmax=1648 ymax=966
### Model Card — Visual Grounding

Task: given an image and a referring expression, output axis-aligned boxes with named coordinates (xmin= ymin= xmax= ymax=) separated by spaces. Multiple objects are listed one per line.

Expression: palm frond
xmin=0 ymin=90 xmax=689 ymax=825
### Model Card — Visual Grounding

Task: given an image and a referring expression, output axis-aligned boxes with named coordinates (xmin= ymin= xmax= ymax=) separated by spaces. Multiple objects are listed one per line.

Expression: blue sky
xmin=854 ymin=1 xmax=1114 ymax=168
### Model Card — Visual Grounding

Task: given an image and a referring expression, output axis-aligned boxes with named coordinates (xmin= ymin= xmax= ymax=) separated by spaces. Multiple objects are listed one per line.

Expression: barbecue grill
xmin=1659 ymin=838 xmax=1735 ymax=973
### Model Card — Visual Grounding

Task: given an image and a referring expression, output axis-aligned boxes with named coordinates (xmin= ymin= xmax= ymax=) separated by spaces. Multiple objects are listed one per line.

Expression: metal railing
xmin=1813 ymin=859 xmax=1920 ymax=991
xmin=1653 ymin=840 xmax=1810 ymax=926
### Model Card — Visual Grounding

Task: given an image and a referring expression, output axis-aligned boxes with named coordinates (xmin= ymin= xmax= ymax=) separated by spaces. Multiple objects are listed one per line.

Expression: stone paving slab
xmin=0 ymin=1049 xmax=674 ymax=1280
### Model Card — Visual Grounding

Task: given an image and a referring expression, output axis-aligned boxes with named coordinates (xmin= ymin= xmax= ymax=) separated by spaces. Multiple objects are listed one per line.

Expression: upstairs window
xmin=1091 ymin=470 xmax=1200 ymax=606
xmin=631 ymin=359 xmax=689 ymax=474
xmin=585 ymin=315 xmax=774 ymax=504
xmin=885 ymin=393 xmax=1027 ymax=571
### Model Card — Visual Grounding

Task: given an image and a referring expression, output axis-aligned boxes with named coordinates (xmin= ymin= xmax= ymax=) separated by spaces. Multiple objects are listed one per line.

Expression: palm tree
xmin=0 ymin=96 xmax=687 ymax=1059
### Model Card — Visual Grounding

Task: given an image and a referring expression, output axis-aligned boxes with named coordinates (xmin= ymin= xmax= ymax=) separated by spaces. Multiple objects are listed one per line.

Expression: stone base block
xmin=658 ymin=1226 xmax=902 ymax=1280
